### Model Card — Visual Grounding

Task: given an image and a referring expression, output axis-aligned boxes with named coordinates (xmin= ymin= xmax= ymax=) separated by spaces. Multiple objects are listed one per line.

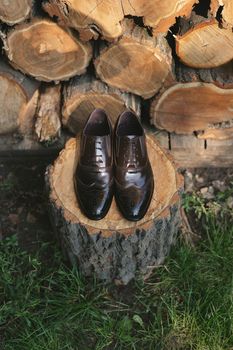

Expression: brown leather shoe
xmin=114 ymin=110 xmax=154 ymax=221
xmin=74 ymin=109 xmax=113 ymax=220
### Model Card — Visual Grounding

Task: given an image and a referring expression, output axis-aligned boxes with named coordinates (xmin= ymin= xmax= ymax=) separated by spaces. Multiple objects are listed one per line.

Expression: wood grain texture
xmin=35 ymin=85 xmax=61 ymax=142
xmin=210 ymin=0 xmax=233 ymax=27
xmin=95 ymin=19 xmax=173 ymax=99
xmin=0 ymin=0 xmax=31 ymax=25
xmin=123 ymin=0 xmax=198 ymax=33
xmin=5 ymin=20 xmax=92 ymax=82
xmin=176 ymin=21 xmax=233 ymax=68
xmin=43 ymin=0 xmax=124 ymax=41
xmin=197 ymin=128 xmax=233 ymax=140
xmin=62 ymin=74 xmax=141 ymax=134
xmin=151 ymin=83 xmax=233 ymax=134
xmin=46 ymin=135 xmax=183 ymax=284
xmin=0 ymin=59 xmax=40 ymax=135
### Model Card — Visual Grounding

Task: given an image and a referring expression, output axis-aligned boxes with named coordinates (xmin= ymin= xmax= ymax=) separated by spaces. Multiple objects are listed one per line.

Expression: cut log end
xmin=0 ymin=76 xmax=26 ymax=134
xmin=0 ymin=0 xmax=31 ymax=25
xmin=0 ymin=60 xmax=40 ymax=135
xmin=44 ymin=0 xmax=124 ymax=41
xmin=46 ymin=135 xmax=183 ymax=284
xmin=176 ymin=21 xmax=233 ymax=68
xmin=210 ymin=0 xmax=233 ymax=27
xmin=123 ymin=0 xmax=197 ymax=34
xmin=150 ymin=83 xmax=233 ymax=135
xmin=62 ymin=75 xmax=141 ymax=134
xmin=95 ymin=20 xmax=173 ymax=99
xmin=6 ymin=20 xmax=92 ymax=82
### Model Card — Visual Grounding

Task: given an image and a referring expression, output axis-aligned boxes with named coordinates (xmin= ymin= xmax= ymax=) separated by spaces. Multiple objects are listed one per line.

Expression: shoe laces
xmin=123 ymin=137 xmax=139 ymax=168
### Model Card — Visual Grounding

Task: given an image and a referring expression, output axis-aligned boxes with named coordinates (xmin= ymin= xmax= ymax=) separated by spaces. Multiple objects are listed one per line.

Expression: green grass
xmin=1 ymin=192 xmax=233 ymax=349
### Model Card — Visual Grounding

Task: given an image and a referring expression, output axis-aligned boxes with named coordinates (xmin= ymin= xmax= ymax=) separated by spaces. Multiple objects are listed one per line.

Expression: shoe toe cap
xmin=76 ymin=187 xmax=113 ymax=220
xmin=116 ymin=184 xmax=154 ymax=221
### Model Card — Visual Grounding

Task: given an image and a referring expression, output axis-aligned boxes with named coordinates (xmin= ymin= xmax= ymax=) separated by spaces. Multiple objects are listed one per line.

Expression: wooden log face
xmin=151 ymin=83 xmax=233 ymax=134
xmin=123 ymin=0 xmax=197 ymax=32
xmin=6 ymin=20 xmax=92 ymax=82
xmin=49 ymin=136 xmax=180 ymax=237
xmin=44 ymin=0 xmax=124 ymax=41
xmin=63 ymin=93 xmax=127 ymax=134
xmin=211 ymin=0 xmax=233 ymax=27
xmin=176 ymin=21 xmax=233 ymax=68
xmin=198 ymin=127 xmax=233 ymax=140
xmin=95 ymin=39 xmax=170 ymax=99
xmin=0 ymin=76 xmax=26 ymax=134
xmin=0 ymin=0 xmax=31 ymax=25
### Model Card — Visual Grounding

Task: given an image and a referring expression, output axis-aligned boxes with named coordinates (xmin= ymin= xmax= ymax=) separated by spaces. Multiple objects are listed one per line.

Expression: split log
xmin=0 ymin=59 xmax=40 ymax=135
xmin=4 ymin=19 xmax=92 ymax=82
xmin=94 ymin=19 xmax=173 ymax=99
xmin=62 ymin=74 xmax=141 ymax=134
xmin=176 ymin=20 xmax=233 ymax=68
xmin=43 ymin=0 xmax=124 ymax=41
xmin=46 ymin=135 xmax=183 ymax=284
xmin=210 ymin=0 xmax=233 ymax=27
xmin=0 ymin=0 xmax=32 ymax=25
xmin=35 ymin=85 xmax=61 ymax=142
xmin=150 ymin=82 xmax=233 ymax=135
xmin=123 ymin=0 xmax=198 ymax=34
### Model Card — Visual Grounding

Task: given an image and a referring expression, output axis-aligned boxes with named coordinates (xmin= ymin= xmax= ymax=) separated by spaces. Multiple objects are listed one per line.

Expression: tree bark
xmin=35 ymin=84 xmax=61 ymax=142
xmin=0 ymin=59 xmax=40 ymax=135
xmin=62 ymin=73 xmax=141 ymax=134
xmin=46 ymin=134 xmax=183 ymax=284
xmin=94 ymin=19 xmax=173 ymax=99
xmin=4 ymin=19 xmax=92 ymax=82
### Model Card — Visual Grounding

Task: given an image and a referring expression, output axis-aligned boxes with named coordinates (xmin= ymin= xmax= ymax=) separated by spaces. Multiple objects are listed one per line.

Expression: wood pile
xmin=1 ymin=0 xmax=233 ymax=167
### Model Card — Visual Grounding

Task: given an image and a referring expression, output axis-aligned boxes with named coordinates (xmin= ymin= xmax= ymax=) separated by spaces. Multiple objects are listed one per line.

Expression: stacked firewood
xmin=1 ymin=0 xmax=233 ymax=146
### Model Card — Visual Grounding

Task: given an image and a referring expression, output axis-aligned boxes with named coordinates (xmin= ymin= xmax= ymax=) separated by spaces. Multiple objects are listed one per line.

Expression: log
xmin=94 ymin=19 xmax=173 ymax=99
xmin=5 ymin=19 xmax=92 ymax=82
xmin=175 ymin=60 xmax=233 ymax=88
xmin=210 ymin=0 xmax=233 ymax=27
xmin=43 ymin=0 xmax=124 ymax=41
xmin=62 ymin=74 xmax=141 ymax=134
xmin=0 ymin=59 xmax=40 ymax=135
xmin=46 ymin=135 xmax=183 ymax=284
xmin=35 ymin=85 xmax=61 ymax=142
xmin=0 ymin=0 xmax=32 ymax=25
xmin=43 ymin=0 xmax=198 ymax=39
xmin=176 ymin=20 xmax=233 ymax=68
xmin=123 ymin=0 xmax=198 ymax=34
xmin=197 ymin=127 xmax=233 ymax=140
xmin=150 ymin=82 xmax=233 ymax=135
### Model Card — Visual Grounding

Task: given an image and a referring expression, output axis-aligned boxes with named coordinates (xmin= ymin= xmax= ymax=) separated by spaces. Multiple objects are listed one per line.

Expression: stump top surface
xmin=49 ymin=135 xmax=181 ymax=236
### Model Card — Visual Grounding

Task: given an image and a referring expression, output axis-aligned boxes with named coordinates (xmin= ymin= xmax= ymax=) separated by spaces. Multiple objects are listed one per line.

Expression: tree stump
xmin=46 ymin=134 xmax=183 ymax=285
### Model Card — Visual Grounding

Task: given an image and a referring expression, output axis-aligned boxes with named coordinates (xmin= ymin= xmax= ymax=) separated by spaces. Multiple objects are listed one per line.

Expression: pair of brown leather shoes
xmin=74 ymin=109 xmax=154 ymax=221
